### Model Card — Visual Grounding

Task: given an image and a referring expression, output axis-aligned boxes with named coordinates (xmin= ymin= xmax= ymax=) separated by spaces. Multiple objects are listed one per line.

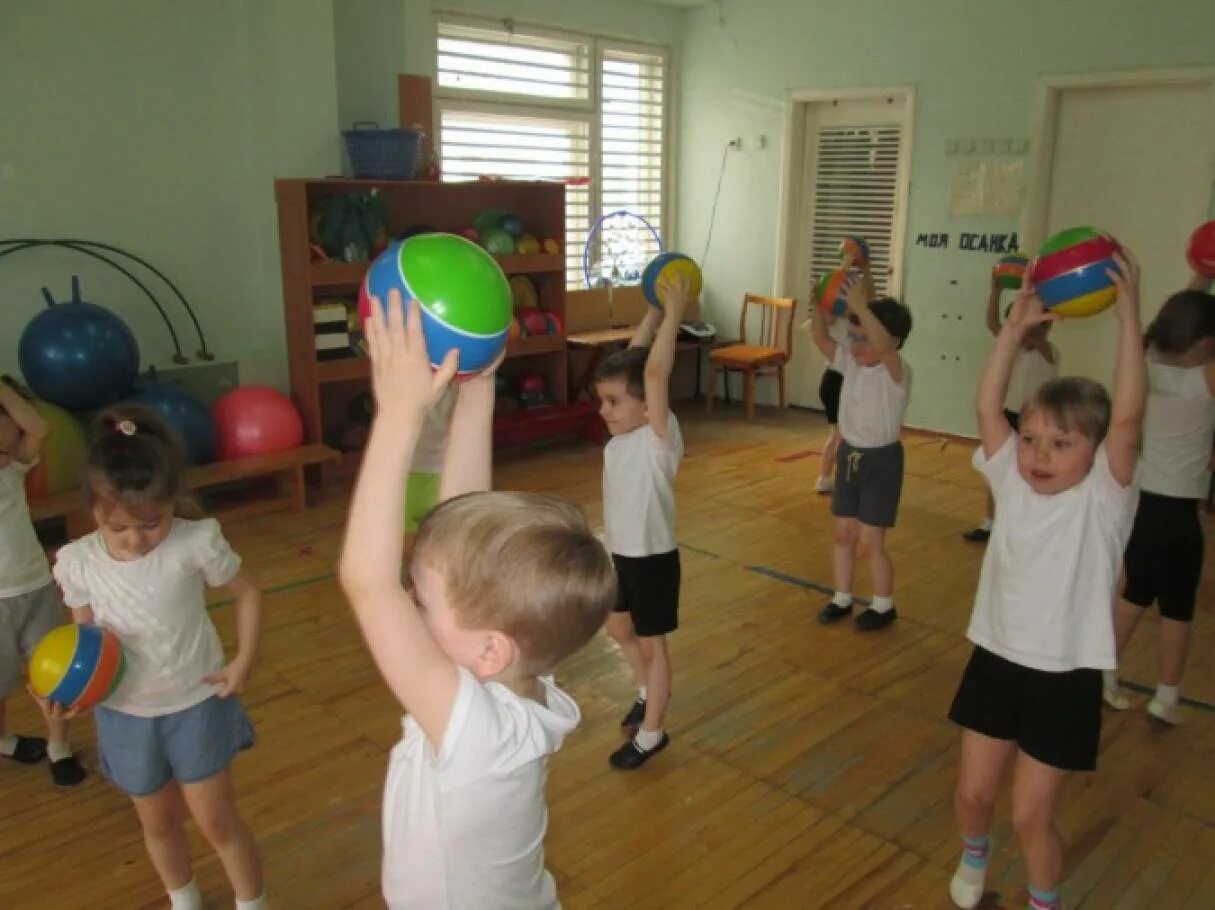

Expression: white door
xmin=1040 ymin=79 xmax=1215 ymax=385
xmin=787 ymin=96 xmax=911 ymax=408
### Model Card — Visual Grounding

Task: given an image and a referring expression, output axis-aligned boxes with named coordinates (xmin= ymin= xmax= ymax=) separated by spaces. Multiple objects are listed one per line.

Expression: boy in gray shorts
xmin=809 ymin=277 xmax=913 ymax=631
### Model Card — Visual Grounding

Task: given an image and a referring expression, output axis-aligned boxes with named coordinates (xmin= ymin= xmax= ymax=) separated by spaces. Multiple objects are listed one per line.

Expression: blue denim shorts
xmin=95 ymin=696 xmax=256 ymax=796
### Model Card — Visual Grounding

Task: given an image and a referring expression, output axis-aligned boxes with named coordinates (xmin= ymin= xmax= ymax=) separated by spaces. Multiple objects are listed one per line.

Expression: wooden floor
xmin=5 ymin=405 xmax=1215 ymax=909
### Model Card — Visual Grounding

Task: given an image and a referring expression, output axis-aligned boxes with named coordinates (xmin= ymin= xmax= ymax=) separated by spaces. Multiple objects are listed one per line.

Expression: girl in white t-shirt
xmin=1104 ymin=276 xmax=1215 ymax=725
xmin=51 ymin=405 xmax=268 ymax=910
xmin=948 ymin=255 xmax=1144 ymax=910
xmin=963 ymin=272 xmax=1058 ymax=543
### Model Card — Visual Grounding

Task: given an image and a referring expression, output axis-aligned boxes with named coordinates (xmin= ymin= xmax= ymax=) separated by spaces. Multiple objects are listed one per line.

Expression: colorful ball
xmin=29 ymin=624 xmax=125 ymax=712
xmin=641 ymin=252 xmax=703 ymax=310
xmin=993 ymin=253 xmax=1030 ymax=290
xmin=23 ymin=400 xmax=86 ymax=499
xmin=816 ymin=269 xmax=856 ymax=316
xmin=361 ymin=234 xmax=512 ymax=377
xmin=838 ymin=235 xmax=870 ymax=267
xmin=213 ymin=386 xmax=303 ymax=460
xmin=1030 ymin=227 xmax=1122 ymax=318
xmin=1186 ymin=221 xmax=1215 ymax=279
xmin=130 ymin=382 xmax=217 ymax=465
xmin=480 ymin=227 xmax=516 ymax=256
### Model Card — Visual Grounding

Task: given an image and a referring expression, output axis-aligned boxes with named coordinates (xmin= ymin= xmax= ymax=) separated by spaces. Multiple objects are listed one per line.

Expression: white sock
xmin=979 ymin=518 xmax=993 ymax=532
xmin=634 ymin=728 xmax=664 ymax=751
xmin=235 ymin=894 xmax=269 ymax=910
xmin=0 ymin=734 xmax=17 ymax=757
xmin=47 ymin=740 xmax=73 ymax=762
xmin=1103 ymin=670 xmax=1119 ymax=691
xmin=1155 ymin=684 xmax=1180 ymax=708
xmin=168 ymin=879 xmax=203 ymax=910
xmin=637 ymin=686 xmax=647 ymax=701
xmin=870 ymin=595 xmax=894 ymax=614
xmin=831 ymin=591 xmax=853 ymax=607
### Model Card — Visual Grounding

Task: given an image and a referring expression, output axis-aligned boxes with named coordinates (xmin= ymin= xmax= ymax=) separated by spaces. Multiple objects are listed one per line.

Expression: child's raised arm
xmin=977 ymin=283 xmax=1055 ymax=457
xmin=439 ymin=357 xmax=500 ymax=502
xmin=1106 ymin=251 xmax=1146 ymax=486
xmin=984 ymin=279 xmax=1003 ymax=338
xmin=339 ymin=293 xmax=461 ymax=745
xmin=642 ymin=273 xmax=691 ymax=440
xmin=0 ymin=378 xmax=47 ymax=464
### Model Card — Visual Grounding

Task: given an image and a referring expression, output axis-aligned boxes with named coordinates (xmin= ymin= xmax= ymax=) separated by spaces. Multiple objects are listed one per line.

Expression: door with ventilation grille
xmin=788 ymin=97 xmax=910 ymax=408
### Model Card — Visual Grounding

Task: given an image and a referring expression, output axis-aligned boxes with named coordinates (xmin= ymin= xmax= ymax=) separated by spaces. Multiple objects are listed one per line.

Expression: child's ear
xmin=476 ymin=630 xmax=518 ymax=679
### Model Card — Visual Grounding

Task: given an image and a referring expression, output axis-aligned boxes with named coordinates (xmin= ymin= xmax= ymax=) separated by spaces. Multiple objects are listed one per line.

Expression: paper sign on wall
xmin=948 ymin=160 xmax=1025 ymax=216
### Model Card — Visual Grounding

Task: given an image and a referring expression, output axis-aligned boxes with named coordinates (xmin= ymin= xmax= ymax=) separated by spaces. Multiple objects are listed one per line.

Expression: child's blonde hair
xmin=413 ymin=491 xmax=615 ymax=673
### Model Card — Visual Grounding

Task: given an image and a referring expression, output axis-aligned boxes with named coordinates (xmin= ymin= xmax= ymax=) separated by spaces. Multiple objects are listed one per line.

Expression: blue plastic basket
xmin=342 ymin=122 xmax=422 ymax=180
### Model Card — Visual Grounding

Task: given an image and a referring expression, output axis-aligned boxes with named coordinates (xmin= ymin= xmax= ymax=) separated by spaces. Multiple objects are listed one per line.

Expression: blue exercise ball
xmin=129 ymin=382 xmax=217 ymax=465
xmin=18 ymin=278 xmax=140 ymax=411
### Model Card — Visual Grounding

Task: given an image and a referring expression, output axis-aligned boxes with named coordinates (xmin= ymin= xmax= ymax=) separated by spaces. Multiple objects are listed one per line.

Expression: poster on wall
xmin=948 ymin=160 xmax=1025 ymax=216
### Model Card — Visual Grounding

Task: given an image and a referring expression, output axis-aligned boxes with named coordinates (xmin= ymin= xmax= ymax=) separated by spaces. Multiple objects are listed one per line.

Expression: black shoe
xmin=962 ymin=526 xmax=991 ymax=543
xmin=855 ymin=607 xmax=898 ymax=632
xmin=818 ymin=601 xmax=853 ymax=624
xmin=609 ymin=733 xmax=669 ymax=770
xmin=49 ymin=755 xmax=88 ymax=789
xmin=621 ymin=698 xmax=647 ymax=729
xmin=2 ymin=735 xmax=47 ymax=765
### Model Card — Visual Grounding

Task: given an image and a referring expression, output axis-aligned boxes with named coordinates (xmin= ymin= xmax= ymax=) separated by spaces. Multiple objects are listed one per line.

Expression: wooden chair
xmin=706 ymin=293 xmax=796 ymax=420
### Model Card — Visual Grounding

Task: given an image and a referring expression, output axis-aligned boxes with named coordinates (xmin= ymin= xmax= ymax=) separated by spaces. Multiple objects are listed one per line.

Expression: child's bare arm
xmin=204 ymin=567 xmax=261 ymax=697
xmin=984 ymin=280 xmax=1003 ymax=337
xmin=339 ymin=293 xmax=462 ymax=746
xmin=439 ymin=359 xmax=500 ymax=502
xmin=0 ymin=379 xmax=47 ymax=463
xmin=1106 ymin=251 xmax=1146 ymax=486
xmin=630 ymin=306 xmax=662 ymax=349
xmin=808 ymin=298 xmax=837 ymax=362
xmin=643 ymin=274 xmax=691 ymax=440
xmin=978 ymin=285 xmax=1055 ymax=457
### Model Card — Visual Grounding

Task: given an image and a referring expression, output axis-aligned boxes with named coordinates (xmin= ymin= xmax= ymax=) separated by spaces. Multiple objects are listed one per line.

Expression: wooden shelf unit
xmin=274 ymin=178 xmax=573 ymax=463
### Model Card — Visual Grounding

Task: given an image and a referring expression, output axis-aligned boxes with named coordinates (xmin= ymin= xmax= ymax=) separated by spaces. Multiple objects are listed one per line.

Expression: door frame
xmin=773 ymin=85 xmax=917 ymax=300
xmin=1023 ymin=67 xmax=1215 ymax=249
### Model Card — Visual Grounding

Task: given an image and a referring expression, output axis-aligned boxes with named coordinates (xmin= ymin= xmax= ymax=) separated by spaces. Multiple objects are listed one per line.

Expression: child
xmin=339 ymin=293 xmax=615 ymax=908
xmin=809 ymin=273 xmax=914 ymax=631
xmin=948 ymin=253 xmax=1144 ymax=910
xmin=1103 ymin=274 xmax=1215 ymax=724
xmin=52 ymin=404 xmax=267 ymax=910
xmin=964 ymin=273 xmax=1059 ymax=542
xmin=594 ymin=274 xmax=688 ymax=769
xmin=0 ymin=377 xmax=86 ymax=787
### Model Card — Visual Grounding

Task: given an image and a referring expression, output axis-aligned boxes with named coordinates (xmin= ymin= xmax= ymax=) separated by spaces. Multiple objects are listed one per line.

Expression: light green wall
xmin=0 ymin=0 xmax=340 ymax=391
xmin=678 ymin=0 xmax=1215 ymax=434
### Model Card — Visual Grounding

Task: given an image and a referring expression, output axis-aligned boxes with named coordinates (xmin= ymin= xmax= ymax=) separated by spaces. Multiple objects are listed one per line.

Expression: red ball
xmin=213 ymin=387 xmax=304 ymax=460
xmin=1187 ymin=221 xmax=1215 ymax=279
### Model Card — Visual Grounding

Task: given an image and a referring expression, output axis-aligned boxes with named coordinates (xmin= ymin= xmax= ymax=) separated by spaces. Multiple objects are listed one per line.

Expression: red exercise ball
xmin=213 ymin=387 xmax=303 ymax=460
xmin=1187 ymin=221 xmax=1215 ymax=279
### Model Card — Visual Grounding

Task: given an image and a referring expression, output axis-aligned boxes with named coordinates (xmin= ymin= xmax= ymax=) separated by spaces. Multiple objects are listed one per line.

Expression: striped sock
xmin=1028 ymin=885 xmax=1060 ymax=910
xmin=949 ymin=834 xmax=990 ymax=908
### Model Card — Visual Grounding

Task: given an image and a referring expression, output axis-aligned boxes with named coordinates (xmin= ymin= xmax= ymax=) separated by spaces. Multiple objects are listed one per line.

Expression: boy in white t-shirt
xmin=594 ymin=273 xmax=688 ymax=769
xmin=963 ymin=272 xmax=1058 ymax=543
xmin=340 ymin=293 xmax=615 ymax=909
xmin=809 ymin=272 xmax=914 ymax=631
xmin=947 ymin=253 xmax=1144 ymax=910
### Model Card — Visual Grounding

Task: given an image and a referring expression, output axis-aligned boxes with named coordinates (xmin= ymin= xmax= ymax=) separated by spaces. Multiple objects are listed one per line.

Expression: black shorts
xmin=612 ymin=549 xmax=681 ymax=637
xmin=1004 ymin=409 xmax=1020 ymax=432
xmin=831 ymin=440 xmax=904 ymax=528
xmin=949 ymin=646 xmax=1102 ymax=772
xmin=1123 ymin=490 xmax=1204 ymax=622
xmin=819 ymin=369 xmax=843 ymax=425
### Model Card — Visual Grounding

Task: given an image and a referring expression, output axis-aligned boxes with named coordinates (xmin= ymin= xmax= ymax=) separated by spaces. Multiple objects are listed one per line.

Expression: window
xmin=435 ymin=16 xmax=669 ymax=288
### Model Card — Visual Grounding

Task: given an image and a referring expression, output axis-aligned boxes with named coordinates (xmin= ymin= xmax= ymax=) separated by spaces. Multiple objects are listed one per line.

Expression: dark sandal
xmin=50 ymin=755 xmax=88 ymax=789
xmin=3 ymin=735 xmax=48 ymax=764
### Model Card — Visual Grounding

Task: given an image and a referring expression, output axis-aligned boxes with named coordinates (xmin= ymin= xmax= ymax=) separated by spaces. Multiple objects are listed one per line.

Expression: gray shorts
xmin=0 ymin=583 xmax=67 ymax=694
xmin=831 ymin=440 xmax=905 ymax=528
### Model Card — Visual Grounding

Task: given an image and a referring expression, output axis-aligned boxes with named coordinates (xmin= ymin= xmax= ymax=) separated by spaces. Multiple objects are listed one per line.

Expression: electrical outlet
xmin=727 ymin=137 xmax=743 ymax=150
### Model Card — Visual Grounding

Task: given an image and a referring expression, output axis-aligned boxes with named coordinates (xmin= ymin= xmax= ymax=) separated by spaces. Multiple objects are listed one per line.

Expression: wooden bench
xmin=30 ymin=443 xmax=341 ymax=537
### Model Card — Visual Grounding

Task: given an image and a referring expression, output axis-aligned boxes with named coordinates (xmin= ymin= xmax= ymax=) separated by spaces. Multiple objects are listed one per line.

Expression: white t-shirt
xmin=967 ymin=434 xmax=1139 ymax=672
xmin=602 ymin=414 xmax=683 ymax=557
xmin=0 ymin=460 xmax=51 ymax=598
xmin=1004 ymin=345 xmax=1058 ymax=414
xmin=1139 ymin=358 xmax=1215 ymax=499
xmin=832 ymin=346 xmax=911 ymax=448
xmin=382 ymin=668 xmax=578 ymax=910
xmin=53 ymin=518 xmax=242 ymax=717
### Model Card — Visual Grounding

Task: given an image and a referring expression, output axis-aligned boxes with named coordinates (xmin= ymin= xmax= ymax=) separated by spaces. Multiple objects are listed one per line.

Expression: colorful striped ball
xmin=1186 ymin=221 xmax=1215 ymax=279
xmin=816 ymin=268 xmax=857 ymax=316
xmin=29 ymin=624 xmax=125 ymax=712
xmin=838 ymin=235 xmax=870 ymax=267
xmin=641 ymin=252 xmax=703 ymax=311
xmin=1030 ymin=227 xmax=1122 ymax=318
xmin=359 ymin=234 xmax=512 ymax=377
xmin=992 ymin=254 xmax=1030 ymax=290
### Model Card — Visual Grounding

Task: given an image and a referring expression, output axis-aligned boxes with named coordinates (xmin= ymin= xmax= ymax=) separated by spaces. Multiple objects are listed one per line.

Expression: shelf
xmin=317 ymin=358 xmax=369 ymax=384
xmin=309 ymin=253 xmax=563 ymax=289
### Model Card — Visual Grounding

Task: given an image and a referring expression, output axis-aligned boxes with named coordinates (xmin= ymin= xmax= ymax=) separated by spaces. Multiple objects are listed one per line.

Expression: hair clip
xmin=115 ymin=419 xmax=137 ymax=437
